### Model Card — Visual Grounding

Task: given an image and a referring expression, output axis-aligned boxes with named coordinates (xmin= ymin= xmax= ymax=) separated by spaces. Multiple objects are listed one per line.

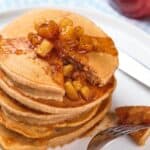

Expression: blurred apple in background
xmin=112 ymin=0 xmax=150 ymax=18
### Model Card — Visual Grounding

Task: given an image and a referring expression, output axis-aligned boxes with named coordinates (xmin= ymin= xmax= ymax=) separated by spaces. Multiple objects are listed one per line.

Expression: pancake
xmin=0 ymin=9 xmax=118 ymax=107
xmin=0 ymin=107 xmax=54 ymax=139
xmin=2 ymin=101 xmax=99 ymax=127
xmin=0 ymin=88 xmax=99 ymax=125
xmin=0 ymin=99 xmax=112 ymax=150
xmin=0 ymin=70 xmax=116 ymax=113
xmin=54 ymin=104 xmax=99 ymax=128
xmin=0 ymin=124 xmax=47 ymax=150
xmin=0 ymin=98 xmax=110 ymax=138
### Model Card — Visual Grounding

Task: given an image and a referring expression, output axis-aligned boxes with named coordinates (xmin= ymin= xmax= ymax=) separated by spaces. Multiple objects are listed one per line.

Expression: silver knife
xmin=119 ymin=51 xmax=150 ymax=88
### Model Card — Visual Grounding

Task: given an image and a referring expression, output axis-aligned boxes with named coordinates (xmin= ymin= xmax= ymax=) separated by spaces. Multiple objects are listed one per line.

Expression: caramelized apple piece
xmin=35 ymin=39 xmax=53 ymax=57
xmin=72 ymin=80 xmax=82 ymax=91
xmin=59 ymin=26 xmax=75 ymax=41
xmin=80 ymin=86 xmax=90 ymax=100
xmin=65 ymin=81 xmax=79 ymax=100
xmin=28 ymin=33 xmax=42 ymax=46
xmin=63 ymin=64 xmax=74 ymax=77
xmin=37 ymin=20 xmax=59 ymax=39
xmin=130 ymin=129 xmax=150 ymax=145
xmin=116 ymin=106 xmax=150 ymax=125
xmin=59 ymin=18 xmax=76 ymax=41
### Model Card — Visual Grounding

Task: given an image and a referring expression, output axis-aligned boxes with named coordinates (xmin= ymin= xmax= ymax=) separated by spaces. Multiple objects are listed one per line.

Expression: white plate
xmin=0 ymin=7 xmax=149 ymax=150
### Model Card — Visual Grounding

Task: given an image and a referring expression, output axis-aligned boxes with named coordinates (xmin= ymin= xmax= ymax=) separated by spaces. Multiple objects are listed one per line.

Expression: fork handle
xmin=87 ymin=134 xmax=115 ymax=150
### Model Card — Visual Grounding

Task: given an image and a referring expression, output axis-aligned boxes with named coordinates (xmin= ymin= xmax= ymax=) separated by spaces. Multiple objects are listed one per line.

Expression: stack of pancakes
xmin=0 ymin=9 xmax=118 ymax=150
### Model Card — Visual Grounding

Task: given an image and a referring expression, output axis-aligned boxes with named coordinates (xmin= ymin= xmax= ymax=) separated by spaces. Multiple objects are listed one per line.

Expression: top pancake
xmin=0 ymin=9 xmax=118 ymax=90
xmin=0 ymin=9 xmax=118 ymax=110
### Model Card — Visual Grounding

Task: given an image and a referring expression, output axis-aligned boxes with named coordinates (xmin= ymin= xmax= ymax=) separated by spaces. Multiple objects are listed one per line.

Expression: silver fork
xmin=87 ymin=124 xmax=150 ymax=150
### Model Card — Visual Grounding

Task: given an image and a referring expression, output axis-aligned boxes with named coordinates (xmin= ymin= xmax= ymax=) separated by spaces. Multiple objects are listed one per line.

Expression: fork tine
xmin=99 ymin=124 xmax=150 ymax=137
